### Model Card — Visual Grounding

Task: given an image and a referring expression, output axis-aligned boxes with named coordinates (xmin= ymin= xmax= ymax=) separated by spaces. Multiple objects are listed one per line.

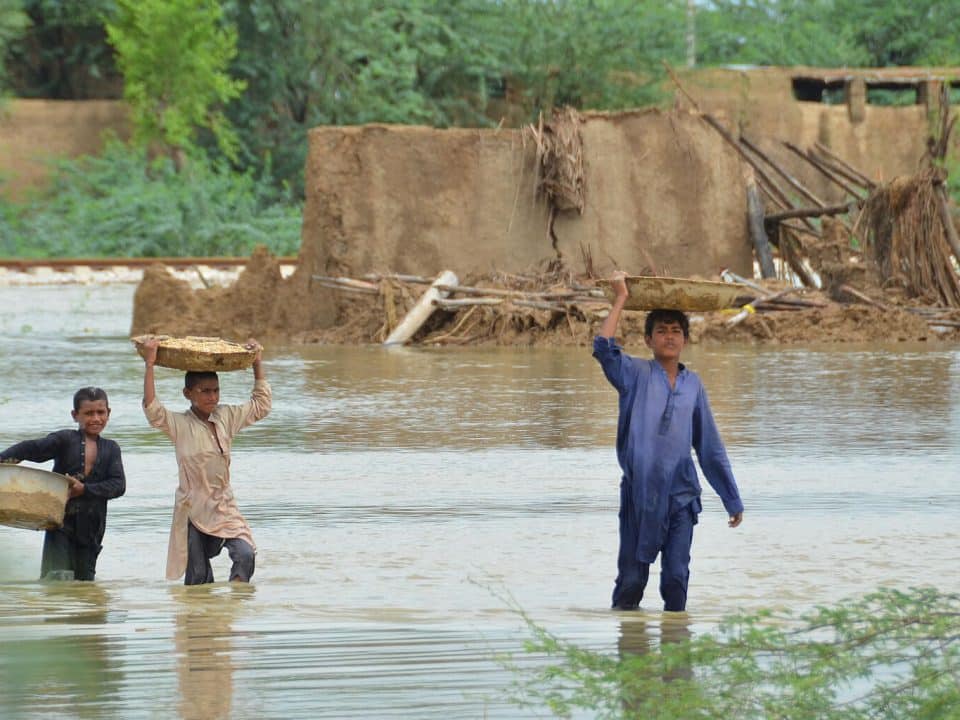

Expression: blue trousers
xmin=612 ymin=501 xmax=696 ymax=612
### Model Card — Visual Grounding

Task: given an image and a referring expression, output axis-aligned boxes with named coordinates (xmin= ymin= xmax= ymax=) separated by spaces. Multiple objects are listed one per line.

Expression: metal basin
xmin=0 ymin=465 xmax=69 ymax=530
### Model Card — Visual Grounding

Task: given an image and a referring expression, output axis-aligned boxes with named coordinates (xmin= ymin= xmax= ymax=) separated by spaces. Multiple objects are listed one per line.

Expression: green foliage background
xmin=2 ymin=0 xmax=960 ymax=257
xmin=0 ymin=138 xmax=301 ymax=258
xmin=105 ymin=0 xmax=246 ymax=162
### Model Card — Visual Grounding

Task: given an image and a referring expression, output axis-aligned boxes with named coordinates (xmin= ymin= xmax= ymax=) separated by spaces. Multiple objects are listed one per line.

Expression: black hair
xmin=644 ymin=309 xmax=690 ymax=338
xmin=184 ymin=371 xmax=219 ymax=389
xmin=73 ymin=386 xmax=109 ymax=411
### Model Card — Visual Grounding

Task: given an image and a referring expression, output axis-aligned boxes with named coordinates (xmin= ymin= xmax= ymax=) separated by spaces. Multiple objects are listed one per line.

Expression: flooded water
xmin=1 ymin=283 xmax=959 ymax=718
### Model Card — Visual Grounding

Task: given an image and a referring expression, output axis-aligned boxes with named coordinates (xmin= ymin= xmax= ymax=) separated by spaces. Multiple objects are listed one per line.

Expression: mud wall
xmin=679 ymin=67 xmax=949 ymax=202
xmin=0 ymin=99 xmax=129 ymax=200
xmin=293 ymin=108 xmax=753 ymax=331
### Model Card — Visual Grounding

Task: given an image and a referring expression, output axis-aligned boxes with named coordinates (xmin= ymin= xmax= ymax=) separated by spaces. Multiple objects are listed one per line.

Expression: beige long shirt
xmin=143 ymin=379 xmax=272 ymax=580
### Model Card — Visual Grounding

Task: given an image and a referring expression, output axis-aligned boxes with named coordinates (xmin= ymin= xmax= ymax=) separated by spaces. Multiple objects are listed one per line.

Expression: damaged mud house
xmin=7 ymin=66 xmax=960 ymax=345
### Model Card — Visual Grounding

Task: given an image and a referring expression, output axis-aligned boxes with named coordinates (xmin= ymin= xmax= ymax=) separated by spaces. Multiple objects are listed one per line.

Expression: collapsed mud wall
xmin=0 ymin=99 xmax=129 ymax=200
xmin=293 ymin=109 xmax=752 ymax=327
xmin=132 ymin=108 xmax=754 ymax=340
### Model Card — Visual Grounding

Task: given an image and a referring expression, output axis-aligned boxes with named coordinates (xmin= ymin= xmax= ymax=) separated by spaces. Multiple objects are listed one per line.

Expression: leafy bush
xmin=508 ymin=587 xmax=960 ymax=719
xmin=0 ymin=137 xmax=302 ymax=258
xmin=106 ymin=0 xmax=245 ymax=162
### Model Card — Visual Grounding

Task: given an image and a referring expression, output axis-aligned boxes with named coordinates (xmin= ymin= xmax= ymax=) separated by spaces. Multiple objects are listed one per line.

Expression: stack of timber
xmin=315 ymin=269 xmax=612 ymax=346
xmin=312 ymin=268 xmax=868 ymax=346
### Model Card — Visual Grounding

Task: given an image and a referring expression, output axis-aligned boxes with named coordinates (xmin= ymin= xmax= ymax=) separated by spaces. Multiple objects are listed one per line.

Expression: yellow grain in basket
xmin=131 ymin=335 xmax=258 ymax=372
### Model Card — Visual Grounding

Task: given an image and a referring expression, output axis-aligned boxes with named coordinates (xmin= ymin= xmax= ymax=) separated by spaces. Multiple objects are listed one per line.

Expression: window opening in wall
xmin=866 ymin=84 xmax=919 ymax=106
xmin=792 ymin=77 xmax=824 ymax=102
xmin=791 ymin=77 xmax=845 ymax=104
xmin=823 ymin=86 xmax=845 ymax=105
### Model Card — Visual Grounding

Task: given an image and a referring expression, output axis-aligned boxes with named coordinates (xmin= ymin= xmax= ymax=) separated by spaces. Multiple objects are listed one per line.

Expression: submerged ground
xmin=0 ymin=282 xmax=959 ymax=718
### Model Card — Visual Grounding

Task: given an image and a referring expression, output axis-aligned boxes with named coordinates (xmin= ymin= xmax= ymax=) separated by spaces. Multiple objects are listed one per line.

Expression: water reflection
xmin=616 ymin=613 xmax=694 ymax=714
xmin=173 ymin=584 xmax=253 ymax=720
xmin=617 ymin=614 xmax=693 ymax=681
xmin=0 ymin=583 xmax=123 ymax=718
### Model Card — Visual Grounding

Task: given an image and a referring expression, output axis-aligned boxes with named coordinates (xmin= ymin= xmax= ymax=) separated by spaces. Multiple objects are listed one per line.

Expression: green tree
xmin=696 ymin=0 xmax=867 ymax=67
xmin=0 ymin=0 xmax=30 ymax=95
xmin=3 ymin=0 xmax=117 ymax=99
xmin=0 ymin=138 xmax=301 ymax=258
xmin=501 ymin=0 xmax=682 ymax=112
xmin=220 ymin=0 xmax=680 ymax=199
xmin=221 ymin=0 xmax=513 ymax=199
xmin=105 ymin=0 xmax=245 ymax=164
xmin=832 ymin=0 xmax=960 ymax=67
xmin=695 ymin=0 xmax=960 ymax=69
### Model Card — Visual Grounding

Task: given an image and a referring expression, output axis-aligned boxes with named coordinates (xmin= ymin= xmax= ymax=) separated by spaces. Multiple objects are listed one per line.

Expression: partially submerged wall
xmin=132 ymin=108 xmax=754 ymax=340
xmin=293 ymin=109 xmax=751 ymax=329
xmin=0 ymin=99 xmax=129 ymax=200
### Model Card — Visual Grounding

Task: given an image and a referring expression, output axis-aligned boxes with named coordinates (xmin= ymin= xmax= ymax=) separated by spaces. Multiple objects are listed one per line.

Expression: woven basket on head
xmin=131 ymin=335 xmax=258 ymax=372
xmin=597 ymin=276 xmax=747 ymax=312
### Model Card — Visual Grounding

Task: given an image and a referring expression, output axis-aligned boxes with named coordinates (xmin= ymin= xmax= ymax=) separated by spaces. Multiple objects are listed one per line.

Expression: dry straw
xmin=131 ymin=335 xmax=257 ymax=372
xmin=853 ymin=169 xmax=960 ymax=307
xmin=527 ymin=106 xmax=586 ymax=215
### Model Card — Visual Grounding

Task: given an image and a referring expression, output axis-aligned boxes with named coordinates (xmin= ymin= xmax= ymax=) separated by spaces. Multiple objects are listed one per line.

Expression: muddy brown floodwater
xmin=0 ymin=283 xmax=959 ymax=718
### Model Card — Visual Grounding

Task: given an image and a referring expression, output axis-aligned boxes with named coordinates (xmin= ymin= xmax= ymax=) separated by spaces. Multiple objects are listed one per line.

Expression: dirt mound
xmin=130 ymin=246 xmax=284 ymax=340
xmin=697 ymin=303 xmax=951 ymax=344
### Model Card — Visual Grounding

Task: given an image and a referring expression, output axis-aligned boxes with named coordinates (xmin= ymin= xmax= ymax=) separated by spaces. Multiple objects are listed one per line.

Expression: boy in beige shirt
xmin=141 ymin=338 xmax=271 ymax=584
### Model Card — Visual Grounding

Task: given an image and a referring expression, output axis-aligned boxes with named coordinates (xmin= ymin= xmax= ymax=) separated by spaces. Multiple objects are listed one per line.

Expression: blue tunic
xmin=593 ymin=336 xmax=743 ymax=564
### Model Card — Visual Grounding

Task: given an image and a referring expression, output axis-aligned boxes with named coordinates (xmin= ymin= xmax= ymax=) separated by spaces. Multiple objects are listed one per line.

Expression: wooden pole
xmin=812 ymin=142 xmax=876 ymax=189
xmin=765 ymin=202 xmax=856 ymax=223
xmin=383 ymin=270 xmax=459 ymax=346
xmin=363 ymin=272 xmax=433 ymax=285
xmin=745 ymin=168 xmax=777 ymax=278
xmin=313 ymin=275 xmax=381 ymax=293
xmin=782 ymin=142 xmax=865 ymax=199
xmin=935 ymin=184 xmax=960 ymax=262
xmin=432 ymin=298 xmax=504 ymax=309
xmin=838 ymin=284 xmax=887 ymax=309
xmin=726 ymin=288 xmax=794 ymax=326
xmin=435 ymin=283 xmax=601 ymax=303
xmin=700 ymin=113 xmax=818 ymax=232
xmin=740 ymin=136 xmax=826 ymax=208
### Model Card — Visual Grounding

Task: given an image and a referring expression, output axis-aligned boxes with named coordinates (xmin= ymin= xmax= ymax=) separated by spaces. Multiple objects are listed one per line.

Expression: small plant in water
xmin=506 ymin=587 xmax=960 ymax=719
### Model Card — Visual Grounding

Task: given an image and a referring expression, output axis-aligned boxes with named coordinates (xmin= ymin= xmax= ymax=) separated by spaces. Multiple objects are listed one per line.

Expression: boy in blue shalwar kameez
xmin=593 ymin=271 xmax=743 ymax=612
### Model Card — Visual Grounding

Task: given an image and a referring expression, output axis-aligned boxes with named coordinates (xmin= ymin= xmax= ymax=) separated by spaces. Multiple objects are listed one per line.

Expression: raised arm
xmin=141 ymin=338 xmax=159 ymax=407
xmin=598 ymin=270 xmax=630 ymax=339
xmin=247 ymin=338 xmax=265 ymax=382
xmin=215 ymin=338 xmax=272 ymax=436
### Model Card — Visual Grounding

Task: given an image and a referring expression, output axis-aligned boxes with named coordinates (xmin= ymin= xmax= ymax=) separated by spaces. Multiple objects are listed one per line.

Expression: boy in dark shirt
xmin=0 ymin=387 xmax=126 ymax=581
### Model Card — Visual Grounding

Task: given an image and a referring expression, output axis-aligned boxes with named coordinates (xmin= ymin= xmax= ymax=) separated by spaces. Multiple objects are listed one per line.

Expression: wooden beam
xmin=745 ymin=169 xmax=777 ymax=278
xmin=383 ymin=270 xmax=459 ymax=346
xmin=765 ymin=202 xmax=856 ymax=223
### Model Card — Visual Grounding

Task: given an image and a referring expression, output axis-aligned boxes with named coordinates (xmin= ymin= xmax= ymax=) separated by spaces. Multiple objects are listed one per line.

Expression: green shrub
xmin=0 ymin=138 xmax=302 ymax=258
xmin=508 ymin=587 xmax=960 ymax=719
